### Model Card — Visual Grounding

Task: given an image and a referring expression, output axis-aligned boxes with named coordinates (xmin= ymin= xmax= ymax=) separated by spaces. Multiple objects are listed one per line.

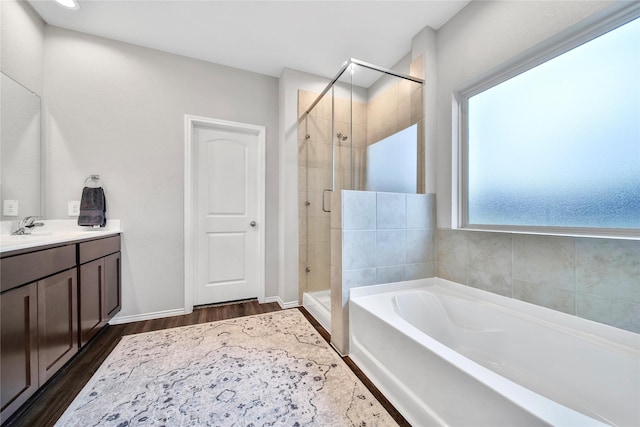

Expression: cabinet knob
xmin=250 ymin=221 xmax=257 ymax=227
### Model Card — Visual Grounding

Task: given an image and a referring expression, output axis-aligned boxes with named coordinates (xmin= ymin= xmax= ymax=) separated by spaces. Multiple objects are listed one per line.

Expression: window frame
xmin=457 ymin=3 xmax=640 ymax=239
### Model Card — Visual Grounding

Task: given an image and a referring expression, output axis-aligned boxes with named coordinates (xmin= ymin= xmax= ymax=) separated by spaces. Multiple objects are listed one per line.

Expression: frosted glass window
xmin=465 ymin=16 xmax=640 ymax=231
xmin=366 ymin=124 xmax=417 ymax=193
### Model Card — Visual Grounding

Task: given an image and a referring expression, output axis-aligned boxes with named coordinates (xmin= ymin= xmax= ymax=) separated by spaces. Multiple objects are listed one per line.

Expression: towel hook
xmin=84 ymin=174 xmax=102 ymax=188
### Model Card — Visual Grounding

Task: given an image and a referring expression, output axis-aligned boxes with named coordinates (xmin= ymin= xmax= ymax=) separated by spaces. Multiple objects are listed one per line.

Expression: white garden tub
xmin=349 ymin=278 xmax=639 ymax=427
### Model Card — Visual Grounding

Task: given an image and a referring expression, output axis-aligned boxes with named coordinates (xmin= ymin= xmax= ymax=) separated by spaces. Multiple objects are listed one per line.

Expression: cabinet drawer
xmin=79 ymin=235 xmax=121 ymax=264
xmin=0 ymin=245 xmax=76 ymax=293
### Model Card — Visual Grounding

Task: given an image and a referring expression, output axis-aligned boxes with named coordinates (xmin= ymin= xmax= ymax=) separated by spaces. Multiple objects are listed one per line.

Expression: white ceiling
xmin=28 ymin=0 xmax=471 ymax=83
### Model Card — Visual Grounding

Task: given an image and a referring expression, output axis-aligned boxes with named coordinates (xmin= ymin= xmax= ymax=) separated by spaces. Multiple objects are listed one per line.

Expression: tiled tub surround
xmin=330 ymin=190 xmax=436 ymax=353
xmin=349 ymin=278 xmax=639 ymax=426
xmin=437 ymin=229 xmax=640 ymax=333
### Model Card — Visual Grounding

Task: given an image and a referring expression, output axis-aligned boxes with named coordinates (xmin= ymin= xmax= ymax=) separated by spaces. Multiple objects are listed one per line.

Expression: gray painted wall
xmin=43 ymin=26 xmax=279 ymax=319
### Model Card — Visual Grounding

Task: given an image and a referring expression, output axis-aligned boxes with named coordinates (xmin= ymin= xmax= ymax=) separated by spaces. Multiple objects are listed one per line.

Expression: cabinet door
xmin=37 ymin=269 xmax=78 ymax=384
xmin=1 ymin=283 xmax=38 ymax=423
xmin=103 ymin=252 xmax=121 ymax=320
xmin=79 ymin=259 xmax=104 ymax=347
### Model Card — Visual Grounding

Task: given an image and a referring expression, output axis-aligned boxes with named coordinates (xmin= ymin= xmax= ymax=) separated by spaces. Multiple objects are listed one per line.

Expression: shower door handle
xmin=322 ymin=188 xmax=333 ymax=213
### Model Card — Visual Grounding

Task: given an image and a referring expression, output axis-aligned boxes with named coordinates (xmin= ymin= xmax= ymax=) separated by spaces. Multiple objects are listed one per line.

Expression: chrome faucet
xmin=11 ymin=216 xmax=45 ymax=235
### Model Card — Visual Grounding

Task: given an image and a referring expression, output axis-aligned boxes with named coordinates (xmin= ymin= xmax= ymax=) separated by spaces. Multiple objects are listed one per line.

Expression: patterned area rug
xmin=55 ymin=310 xmax=397 ymax=426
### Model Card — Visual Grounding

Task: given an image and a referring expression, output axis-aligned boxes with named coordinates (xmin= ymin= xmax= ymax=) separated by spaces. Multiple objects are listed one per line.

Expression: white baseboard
xmin=108 ymin=308 xmax=190 ymax=325
xmin=264 ymin=296 xmax=299 ymax=310
xmin=109 ymin=298 xmax=299 ymax=325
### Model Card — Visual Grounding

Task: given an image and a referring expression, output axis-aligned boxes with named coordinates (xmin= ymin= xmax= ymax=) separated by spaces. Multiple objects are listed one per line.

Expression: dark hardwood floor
xmin=4 ymin=301 xmax=409 ymax=427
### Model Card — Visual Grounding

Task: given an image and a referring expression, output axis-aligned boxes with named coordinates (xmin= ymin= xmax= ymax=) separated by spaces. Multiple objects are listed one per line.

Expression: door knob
xmin=250 ymin=221 xmax=257 ymax=227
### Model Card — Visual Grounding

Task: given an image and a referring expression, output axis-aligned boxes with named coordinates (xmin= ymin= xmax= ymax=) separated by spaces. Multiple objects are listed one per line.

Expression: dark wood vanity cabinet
xmin=1 ymin=244 xmax=76 ymax=423
xmin=0 ymin=282 xmax=38 ymax=423
xmin=78 ymin=236 xmax=121 ymax=346
xmin=0 ymin=234 xmax=121 ymax=423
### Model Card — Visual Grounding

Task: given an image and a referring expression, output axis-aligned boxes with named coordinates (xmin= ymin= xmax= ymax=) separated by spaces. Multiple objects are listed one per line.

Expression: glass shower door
xmin=299 ymin=59 xmax=424 ymax=338
xmin=298 ymin=89 xmax=333 ymax=331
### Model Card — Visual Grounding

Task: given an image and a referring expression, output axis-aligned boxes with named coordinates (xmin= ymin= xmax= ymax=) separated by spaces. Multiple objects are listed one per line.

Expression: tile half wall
xmin=331 ymin=190 xmax=437 ymax=353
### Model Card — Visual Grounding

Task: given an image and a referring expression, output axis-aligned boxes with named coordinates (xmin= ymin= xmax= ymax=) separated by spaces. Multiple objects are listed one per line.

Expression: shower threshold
xmin=302 ymin=290 xmax=331 ymax=334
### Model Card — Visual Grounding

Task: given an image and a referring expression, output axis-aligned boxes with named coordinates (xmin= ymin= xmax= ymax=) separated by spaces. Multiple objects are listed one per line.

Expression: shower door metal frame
xmin=302 ymin=58 xmax=425 ymax=116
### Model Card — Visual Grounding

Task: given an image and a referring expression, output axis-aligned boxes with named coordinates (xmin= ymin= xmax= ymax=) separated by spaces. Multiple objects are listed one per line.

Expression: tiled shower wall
xmin=331 ymin=190 xmax=437 ymax=353
xmin=437 ymin=229 xmax=640 ymax=333
xmin=366 ymin=56 xmax=425 ymax=192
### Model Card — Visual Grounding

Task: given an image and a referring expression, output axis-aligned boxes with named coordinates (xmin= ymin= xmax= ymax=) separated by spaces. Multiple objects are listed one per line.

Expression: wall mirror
xmin=0 ymin=72 xmax=42 ymax=221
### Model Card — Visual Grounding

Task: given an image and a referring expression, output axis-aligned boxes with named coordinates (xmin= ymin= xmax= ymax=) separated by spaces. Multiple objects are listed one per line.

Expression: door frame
xmin=184 ymin=114 xmax=266 ymax=312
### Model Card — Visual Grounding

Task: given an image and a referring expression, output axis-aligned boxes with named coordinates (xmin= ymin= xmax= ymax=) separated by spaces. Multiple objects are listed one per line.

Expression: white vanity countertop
xmin=0 ymin=219 xmax=122 ymax=253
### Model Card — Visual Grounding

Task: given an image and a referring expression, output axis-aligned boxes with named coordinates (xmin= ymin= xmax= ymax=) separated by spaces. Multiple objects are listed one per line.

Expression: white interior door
xmin=193 ymin=123 xmax=263 ymax=305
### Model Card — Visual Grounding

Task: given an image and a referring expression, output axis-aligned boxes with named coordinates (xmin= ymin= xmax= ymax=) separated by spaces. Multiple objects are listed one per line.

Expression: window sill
xmin=458 ymin=224 xmax=640 ymax=241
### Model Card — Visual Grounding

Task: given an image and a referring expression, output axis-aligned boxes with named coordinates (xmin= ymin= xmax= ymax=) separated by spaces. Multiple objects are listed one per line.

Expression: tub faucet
xmin=11 ymin=216 xmax=45 ymax=235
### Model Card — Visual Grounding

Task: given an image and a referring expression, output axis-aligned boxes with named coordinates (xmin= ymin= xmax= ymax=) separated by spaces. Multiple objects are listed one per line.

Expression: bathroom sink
xmin=3 ymin=231 xmax=53 ymax=238
xmin=0 ymin=220 xmax=121 ymax=253
xmin=1 ymin=233 xmax=52 ymax=242
xmin=0 ymin=232 xmax=55 ymax=249
xmin=25 ymin=231 xmax=53 ymax=236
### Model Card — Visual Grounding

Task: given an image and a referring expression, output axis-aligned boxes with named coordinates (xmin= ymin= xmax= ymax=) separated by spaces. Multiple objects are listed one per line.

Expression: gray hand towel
xmin=78 ymin=186 xmax=106 ymax=227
